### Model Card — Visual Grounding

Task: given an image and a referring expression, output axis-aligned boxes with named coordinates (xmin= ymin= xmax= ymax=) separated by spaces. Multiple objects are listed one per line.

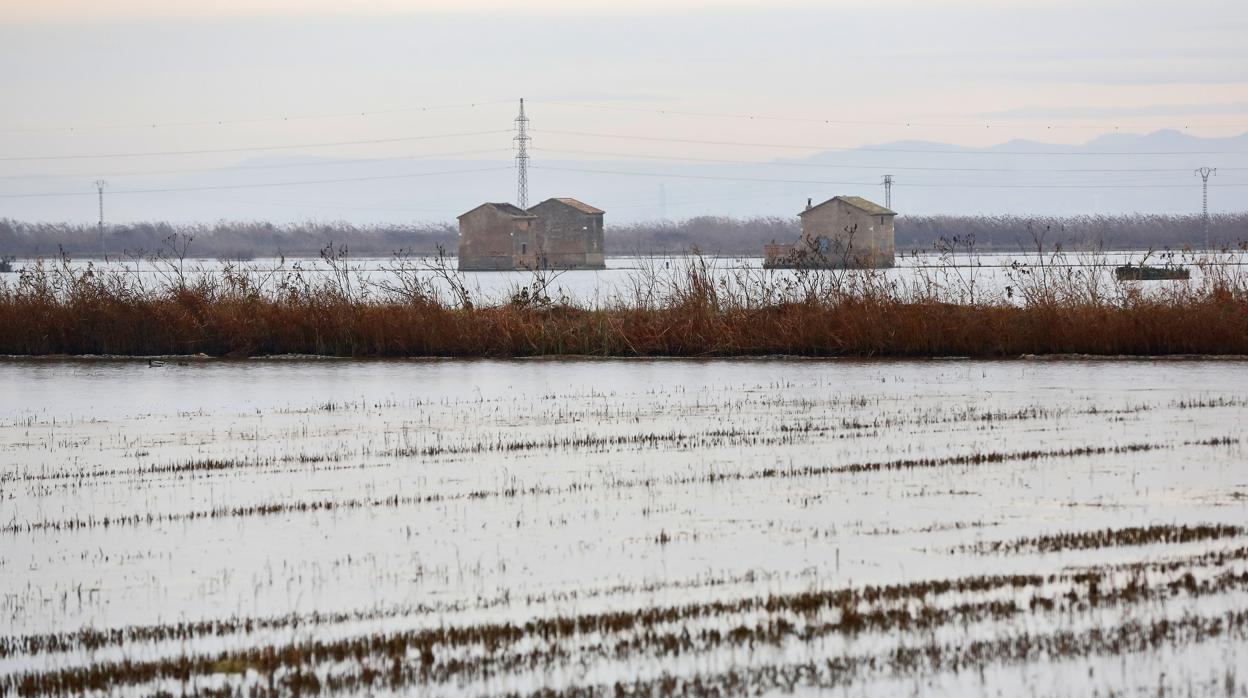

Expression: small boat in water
xmin=1114 ymin=264 xmax=1190 ymax=281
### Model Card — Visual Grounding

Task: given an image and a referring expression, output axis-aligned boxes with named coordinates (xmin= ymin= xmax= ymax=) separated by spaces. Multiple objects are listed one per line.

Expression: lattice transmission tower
xmin=1194 ymin=167 xmax=1216 ymax=248
xmin=94 ymin=179 xmax=107 ymax=230
xmin=882 ymin=174 xmax=894 ymax=209
xmin=94 ymin=179 xmax=108 ymax=256
xmin=514 ymin=98 xmax=531 ymax=209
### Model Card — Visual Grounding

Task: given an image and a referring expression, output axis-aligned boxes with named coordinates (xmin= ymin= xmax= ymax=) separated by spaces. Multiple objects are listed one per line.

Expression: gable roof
xmin=457 ymin=202 xmax=537 ymax=219
xmin=531 ymin=197 xmax=605 ymax=215
xmin=800 ymin=196 xmax=895 ymax=217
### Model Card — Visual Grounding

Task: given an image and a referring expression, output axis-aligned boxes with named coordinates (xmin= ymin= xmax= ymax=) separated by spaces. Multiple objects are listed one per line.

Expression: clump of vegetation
xmin=7 ymin=561 xmax=1248 ymax=696
xmin=1 ymin=234 xmax=1247 ymax=358
xmin=966 ymin=524 xmax=1246 ymax=554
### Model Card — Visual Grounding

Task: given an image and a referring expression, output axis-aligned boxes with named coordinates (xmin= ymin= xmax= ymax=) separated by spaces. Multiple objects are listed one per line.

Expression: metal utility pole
xmin=1194 ymin=167 xmax=1216 ymax=248
xmin=94 ymin=179 xmax=108 ymax=257
xmin=94 ymin=179 xmax=107 ymax=229
xmin=514 ymin=98 xmax=531 ymax=209
xmin=882 ymin=174 xmax=894 ymax=209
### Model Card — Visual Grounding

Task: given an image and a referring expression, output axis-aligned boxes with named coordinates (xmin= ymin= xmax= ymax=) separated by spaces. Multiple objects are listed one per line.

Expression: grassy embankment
xmin=1 ymin=245 xmax=1246 ymax=358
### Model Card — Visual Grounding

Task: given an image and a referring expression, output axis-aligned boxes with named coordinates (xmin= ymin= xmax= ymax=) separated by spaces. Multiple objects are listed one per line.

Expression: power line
xmin=0 ymin=148 xmax=511 ymax=182
xmin=186 ymin=194 xmax=466 ymax=214
xmin=532 ymin=146 xmax=1248 ymax=174
xmin=535 ymin=129 xmax=1248 ymax=157
xmin=0 ymin=99 xmax=514 ymax=134
xmin=0 ymin=130 xmax=512 ymax=163
xmin=1 ymin=94 xmax=1240 ymax=137
xmin=529 ymin=99 xmax=1248 ymax=132
xmin=4 ymin=162 xmax=1242 ymax=202
xmin=603 ymin=187 xmax=802 ymax=212
xmin=515 ymin=99 xmax=531 ymax=209
xmin=94 ymin=179 xmax=107 ymax=229
xmin=1195 ymin=167 xmax=1217 ymax=217
xmin=9 ymin=145 xmax=1233 ymax=184
xmin=94 ymin=179 xmax=107 ymax=255
xmin=0 ymin=166 xmax=513 ymax=199
xmin=535 ymin=165 xmax=875 ymax=187
xmin=532 ymin=164 xmax=1248 ymax=190
xmin=1195 ymin=167 xmax=1217 ymax=245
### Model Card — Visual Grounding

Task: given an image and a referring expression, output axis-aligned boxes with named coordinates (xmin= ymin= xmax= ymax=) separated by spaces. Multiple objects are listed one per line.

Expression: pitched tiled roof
xmin=457 ymin=202 xmax=536 ymax=219
xmin=800 ymin=196 xmax=896 ymax=217
xmin=531 ymin=198 xmax=605 ymax=215
xmin=487 ymin=202 xmax=534 ymax=216
xmin=556 ymin=198 xmax=605 ymax=214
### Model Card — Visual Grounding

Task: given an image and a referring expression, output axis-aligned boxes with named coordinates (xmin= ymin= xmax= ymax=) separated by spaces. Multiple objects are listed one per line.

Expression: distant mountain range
xmin=2 ymin=130 xmax=1244 ymax=224
xmin=787 ymin=129 xmax=1247 ymax=219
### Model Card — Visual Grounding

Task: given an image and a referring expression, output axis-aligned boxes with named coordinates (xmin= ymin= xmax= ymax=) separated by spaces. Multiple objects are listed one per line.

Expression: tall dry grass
xmin=1 ymin=238 xmax=1246 ymax=357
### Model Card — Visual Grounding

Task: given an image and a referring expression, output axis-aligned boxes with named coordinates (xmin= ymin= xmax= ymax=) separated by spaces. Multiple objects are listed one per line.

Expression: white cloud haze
xmin=0 ymin=0 xmax=1244 ymax=221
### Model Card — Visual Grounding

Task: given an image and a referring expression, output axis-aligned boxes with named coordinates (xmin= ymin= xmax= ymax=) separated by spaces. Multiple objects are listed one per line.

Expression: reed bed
xmin=2 ymin=242 xmax=1247 ymax=357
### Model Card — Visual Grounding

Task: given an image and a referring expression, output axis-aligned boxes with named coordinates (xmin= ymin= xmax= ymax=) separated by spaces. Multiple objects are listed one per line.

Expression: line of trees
xmin=0 ymin=220 xmax=457 ymax=260
xmin=1 ymin=213 xmax=1245 ymax=259
xmin=895 ymin=214 xmax=1248 ymax=253
xmin=607 ymin=213 xmax=1248 ymax=254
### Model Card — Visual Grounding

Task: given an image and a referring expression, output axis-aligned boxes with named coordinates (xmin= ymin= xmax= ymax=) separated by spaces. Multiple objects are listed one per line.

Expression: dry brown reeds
xmin=967 ymin=524 xmax=1246 ymax=554
xmin=2 ymin=242 xmax=1246 ymax=357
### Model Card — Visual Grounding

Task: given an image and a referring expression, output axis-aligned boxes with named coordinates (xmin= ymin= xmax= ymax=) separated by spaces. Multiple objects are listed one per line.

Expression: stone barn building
xmin=458 ymin=197 xmax=605 ymax=271
xmin=764 ymin=196 xmax=896 ymax=269
xmin=457 ymin=203 xmax=538 ymax=271
xmin=525 ymin=198 xmax=605 ymax=270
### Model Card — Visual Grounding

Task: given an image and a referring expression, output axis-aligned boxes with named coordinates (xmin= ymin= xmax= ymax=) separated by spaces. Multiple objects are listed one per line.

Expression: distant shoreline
xmin=3 ymin=248 xmax=1246 ymax=264
xmin=2 ymin=212 xmax=1245 ymax=261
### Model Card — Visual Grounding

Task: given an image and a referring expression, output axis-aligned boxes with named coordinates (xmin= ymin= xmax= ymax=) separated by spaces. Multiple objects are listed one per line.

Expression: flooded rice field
xmin=2 ymin=357 xmax=1247 ymax=696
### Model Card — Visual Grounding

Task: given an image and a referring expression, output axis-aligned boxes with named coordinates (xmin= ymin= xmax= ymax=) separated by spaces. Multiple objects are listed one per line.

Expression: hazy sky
xmin=0 ymin=0 xmax=1245 ymax=221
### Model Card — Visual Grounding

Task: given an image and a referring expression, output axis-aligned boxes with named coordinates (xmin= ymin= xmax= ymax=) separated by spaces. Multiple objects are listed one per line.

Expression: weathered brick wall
xmin=799 ymin=200 xmax=895 ymax=268
xmin=585 ymin=215 xmax=605 ymax=268
xmin=458 ymin=207 xmax=531 ymax=271
xmin=527 ymin=201 xmax=606 ymax=270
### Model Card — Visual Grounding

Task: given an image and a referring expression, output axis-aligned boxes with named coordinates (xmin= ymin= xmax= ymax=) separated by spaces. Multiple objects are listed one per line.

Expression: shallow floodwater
xmin=4 ymin=250 xmax=1235 ymax=305
xmin=2 ymin=358 xmax=1247 ymax=696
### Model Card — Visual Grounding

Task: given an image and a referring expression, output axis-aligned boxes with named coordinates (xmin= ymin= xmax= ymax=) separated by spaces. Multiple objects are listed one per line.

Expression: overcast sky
xmin=1 ymin=0 xmax=1245 ymax=221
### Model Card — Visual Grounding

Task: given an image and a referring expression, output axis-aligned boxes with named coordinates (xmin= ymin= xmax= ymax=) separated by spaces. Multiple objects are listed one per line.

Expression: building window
xmin=521 ymin=243 xmax=527 ymax=255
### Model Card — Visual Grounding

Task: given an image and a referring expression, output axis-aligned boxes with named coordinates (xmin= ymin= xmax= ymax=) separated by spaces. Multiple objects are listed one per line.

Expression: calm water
xmin=2 ymin=357 xmax=1246 ymax=695
xmin=3 ymin=250 xmax=1235 ymax=304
